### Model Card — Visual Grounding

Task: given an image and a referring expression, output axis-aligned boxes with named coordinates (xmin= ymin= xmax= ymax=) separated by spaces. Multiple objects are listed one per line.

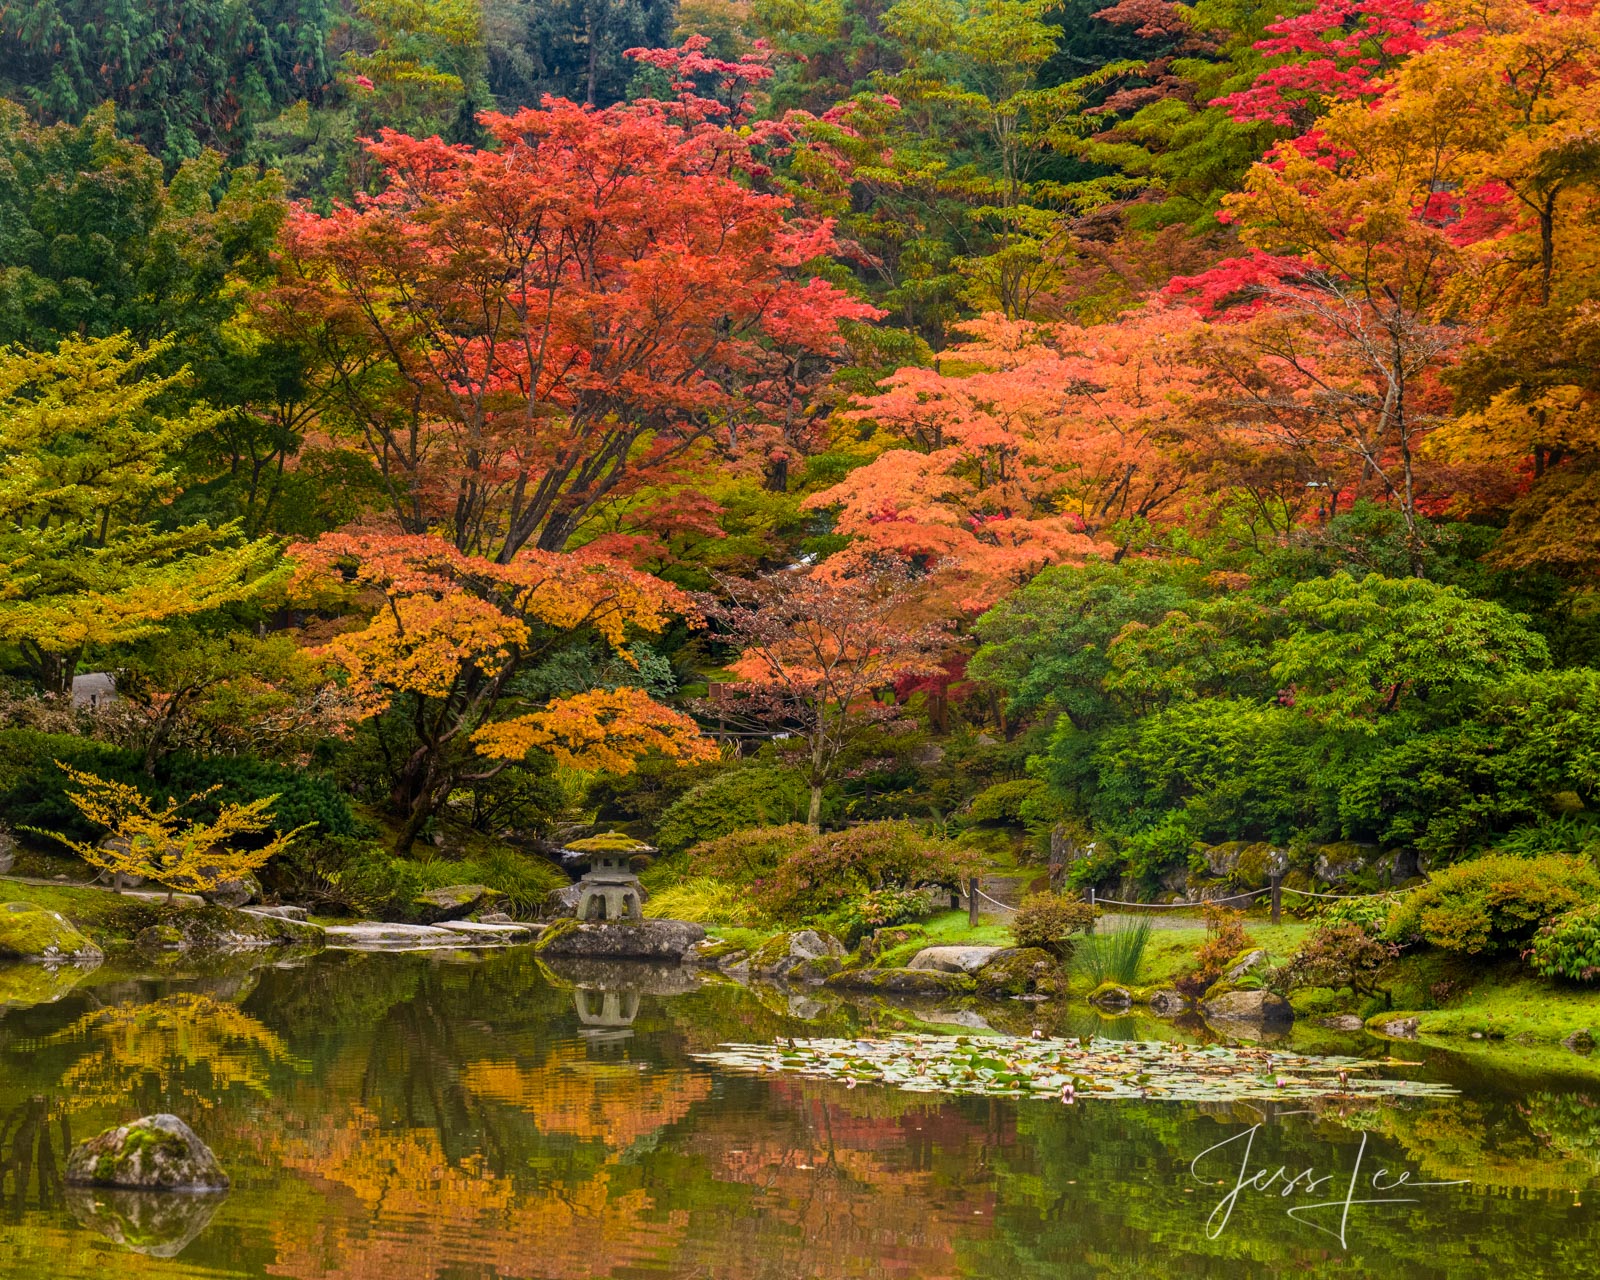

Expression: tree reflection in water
xmin=0 ymin=947 xmax=1595 ymax=1278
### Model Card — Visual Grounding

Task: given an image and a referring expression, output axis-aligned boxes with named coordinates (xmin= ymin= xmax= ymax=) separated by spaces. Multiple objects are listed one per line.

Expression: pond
xmin=0 ymin=947 xmax=1595 ymax=1278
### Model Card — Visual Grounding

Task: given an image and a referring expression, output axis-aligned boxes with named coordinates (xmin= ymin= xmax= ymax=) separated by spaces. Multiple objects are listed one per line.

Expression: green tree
xmin=1272 ymin=573 xmax=1551 ymax=729
xmin=0 ymin=336 xmax=278 ymax=691
xmin=0 ymin=0 xmax=333 ymax=164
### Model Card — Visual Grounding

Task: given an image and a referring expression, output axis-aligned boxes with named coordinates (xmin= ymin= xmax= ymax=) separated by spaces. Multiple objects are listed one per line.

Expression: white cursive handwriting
xmin=1191 ymin=1124 xmax=1468 ymax=1248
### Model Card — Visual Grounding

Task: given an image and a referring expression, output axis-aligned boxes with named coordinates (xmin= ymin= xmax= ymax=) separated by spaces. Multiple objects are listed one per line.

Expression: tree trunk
xmin=807 ymin=783 xmax=823 ymax=832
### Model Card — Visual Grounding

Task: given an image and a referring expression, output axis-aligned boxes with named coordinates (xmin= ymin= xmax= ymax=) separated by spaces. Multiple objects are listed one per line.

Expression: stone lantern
xmin=564 ymin=833 xmax=652 ymax=922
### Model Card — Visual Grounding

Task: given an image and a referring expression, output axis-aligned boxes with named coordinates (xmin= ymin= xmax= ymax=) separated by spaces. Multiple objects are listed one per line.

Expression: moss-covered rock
xmin=749 ymin=930 xmax=847 ymax=980
xmin=1088 ymin=981 xmax=1135 ymax=1009
xmin=973 ymin=947 xmax=1057 ymax=996
xmin=65 ymin=1115 xmax=229 ymax=1192
xmin=824 ymin=967 xmax=976 ymax=997
xmin=533 ymin=918 xmax=705 ymax=959
xmin=1201 ymin=989 xmax=1293 ymax=1026
xmin=0 ymin=901 xmax=102 ymax=963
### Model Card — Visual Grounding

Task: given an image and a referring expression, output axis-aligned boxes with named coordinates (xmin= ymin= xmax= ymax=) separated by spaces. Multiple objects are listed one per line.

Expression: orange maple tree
xmin=804 ymin=307 xmax=1207 ymax=614
xmin=296 ymin=532 xmax=715 ymax=851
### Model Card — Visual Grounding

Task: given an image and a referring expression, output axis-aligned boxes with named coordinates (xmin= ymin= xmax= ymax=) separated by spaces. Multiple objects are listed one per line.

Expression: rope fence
xmin=964 ymin=881 xmax=1409 ymax=914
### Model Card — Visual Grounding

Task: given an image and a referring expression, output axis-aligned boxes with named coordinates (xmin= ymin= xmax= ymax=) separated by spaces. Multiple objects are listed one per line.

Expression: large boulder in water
xmin=1201 ymin=989 xmax=1294 ymax=1029
xmin=534 ymin=918 xmax=705 ymax=960
xmin=65 ymin=1115 xmax=229 ymax=1192
xmin=0 ymin=901 xmax=103 ymax=963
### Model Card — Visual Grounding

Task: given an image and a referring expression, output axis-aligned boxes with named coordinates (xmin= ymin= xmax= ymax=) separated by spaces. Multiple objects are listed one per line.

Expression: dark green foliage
xmin=653 ymin=766 xmax=812 ymax=853
xmin=0 ymin=729 xmax=356 ymax=842
xmin=0 ymin=101 xmax=285 ymax=355
xmin=486 ymin=0 xmax=677 ymax=109
xmin=970 ymin=559 xmax=1204 ymax=725
xmin=279 ymin=835 xmax=566 ymax=919
xmin=1385 ymin=854 xmax=1600 ymax=955
xmin=0 ymin=0 xmax=333 ymax=164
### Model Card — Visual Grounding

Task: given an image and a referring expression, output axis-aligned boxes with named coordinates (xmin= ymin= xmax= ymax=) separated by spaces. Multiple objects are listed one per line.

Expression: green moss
xmin=532 ymin=918 xmax=580 ymax=953
xmin=564 ymin=832 xmax=653 ymax=854
xmin=0 ymin=901 xmax=95 ymax=958
xmin=973 ymin=947 xmax=1058 ymax=996
xmin=823 ymin=967 xmax=976 ymax=996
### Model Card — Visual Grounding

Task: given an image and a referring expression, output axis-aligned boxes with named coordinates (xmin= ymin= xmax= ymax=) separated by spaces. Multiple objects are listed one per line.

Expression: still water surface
xmin=0 ymin=947 xmax=1596 ymax=1278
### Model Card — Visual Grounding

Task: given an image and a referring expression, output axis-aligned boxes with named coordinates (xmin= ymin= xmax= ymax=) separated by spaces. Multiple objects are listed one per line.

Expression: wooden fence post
xmin=968 ymin=876 xmax=980 ymax=927
xmin=1270 ymin=874 xmax=1283 ymax=925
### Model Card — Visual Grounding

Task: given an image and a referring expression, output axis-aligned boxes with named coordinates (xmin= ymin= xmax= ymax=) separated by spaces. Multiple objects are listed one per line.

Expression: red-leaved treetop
xmin=273 ymin=96 xmax=880 ymax=563
xmin=803 ymin=307 xmax=1207 ymax=614
xmin=1213 ymin=0 xmax=1431 ymax=129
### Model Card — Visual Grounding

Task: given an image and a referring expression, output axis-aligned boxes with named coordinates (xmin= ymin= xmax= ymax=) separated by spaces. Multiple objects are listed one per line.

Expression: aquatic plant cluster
xmin=695 ymin=1035 xmax=1458 ymax=1104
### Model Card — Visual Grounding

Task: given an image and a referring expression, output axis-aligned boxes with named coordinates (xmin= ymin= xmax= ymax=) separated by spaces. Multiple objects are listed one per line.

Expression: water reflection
xmin=0 ymin=947 xmax=1592 ymax=1278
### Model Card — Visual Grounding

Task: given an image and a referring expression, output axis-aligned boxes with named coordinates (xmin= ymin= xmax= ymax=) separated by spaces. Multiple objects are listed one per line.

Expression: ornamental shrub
xmin=1285 ymin=923 xmax=1400 ymax=1001
xmin=1384 ymin=853 xmax=1600 ymax=954
xmin=1528 ymin=902 xmax=1600 ymax=983
xmin=1010 ymin=892 xmax=1099 ymax=959
xmin=691 ymin=820 xmax=976 ymax=924
xmin=654 ymin=766 xmax=811 ymax=853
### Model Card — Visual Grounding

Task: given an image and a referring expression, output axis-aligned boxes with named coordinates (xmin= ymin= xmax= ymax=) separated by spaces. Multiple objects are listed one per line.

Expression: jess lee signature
xmin=1191 ymin=1124 xmax=1469 ymax=1248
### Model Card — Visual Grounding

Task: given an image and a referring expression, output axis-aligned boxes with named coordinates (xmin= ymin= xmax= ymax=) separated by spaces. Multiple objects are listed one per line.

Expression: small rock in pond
xmin=65 ymin=1115 xmax=229 ymax=1192
xmin=1201 ymin=989 xmax=1293 ymax=1025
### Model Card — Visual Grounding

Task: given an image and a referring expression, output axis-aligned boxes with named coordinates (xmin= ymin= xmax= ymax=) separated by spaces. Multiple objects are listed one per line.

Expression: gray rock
xmin=907 ymin=944 xmax=1005 ymax=974
xmin=1312 ymin=843 xmax=1382 ymax=885
xmin=324 ymin=922 xmax=523 ymax=951
xmin=1376 ymin=1016 xmax=1420 ymax=1040
xmin=1223 ymin=948 xmax=1268 ymax=982
xmin=241 ymin=905 xmax=309 ymax=922
xmin=1318 ymin=1014 xmax=1367 ymax=1031
xmin=413 ymin=884 xmax=495 ymax=922
xmin=478 ymin=911 xmax=514 ymax=924
xmin=436 ymin=920 xmax=538 ymax=943
xmin=200 ymin=871 xmax=260 ymax=909
xmin=0 ymin=826 xmax=14 ymax=875
xmin=1147 ymin=989 xmax=1191 ymax=1016
xmin=1089 ymin=983 xmax=1134 ymax=1009
xmin=534 ymin=918 xmax=706 ymax=960
xmin=749 ymin=929 xmax=847 ymax=980
xmin=973 ymin=947 xmax=1057 ymax=996
xmin=546 ymin=883 xmax=582 ymax=917
xmin=0 ymin=901 xmax=103 ymax=964
xmin=1201 ymin=989 xmax=1294 ymax=1026
xmin=65 ymin=1115 xmax=229 ymax=1192
xmin=1563 ymin=1028 xmax=1594 ymax=1054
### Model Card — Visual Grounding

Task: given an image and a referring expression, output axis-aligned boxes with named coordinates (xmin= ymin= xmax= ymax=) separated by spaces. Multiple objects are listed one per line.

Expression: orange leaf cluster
xmin=472 ymin=687 xmax=718 ymax=774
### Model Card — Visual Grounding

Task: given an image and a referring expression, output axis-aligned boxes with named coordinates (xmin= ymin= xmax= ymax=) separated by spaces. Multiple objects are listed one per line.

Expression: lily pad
xmin=692 ymin=1034 xmax=1456 ymax=1104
